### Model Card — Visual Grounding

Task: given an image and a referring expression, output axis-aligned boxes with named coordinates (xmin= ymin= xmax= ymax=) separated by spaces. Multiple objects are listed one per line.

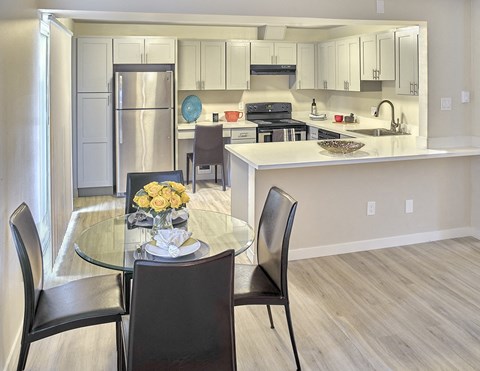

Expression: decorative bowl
xmin=318 ymin=140 xmax=365 ymax=154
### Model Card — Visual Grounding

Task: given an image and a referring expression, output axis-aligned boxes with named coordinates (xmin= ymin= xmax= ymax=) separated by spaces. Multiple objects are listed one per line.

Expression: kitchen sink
xmin=346 ymin=128 xmax=410 ymax=137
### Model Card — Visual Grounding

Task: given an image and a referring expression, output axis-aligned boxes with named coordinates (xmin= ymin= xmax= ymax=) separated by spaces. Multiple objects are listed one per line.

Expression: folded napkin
xmin=153 ymin=228 xmax=192 ymax=257
xmin=171 ymin=208 xmax=189 ymax=222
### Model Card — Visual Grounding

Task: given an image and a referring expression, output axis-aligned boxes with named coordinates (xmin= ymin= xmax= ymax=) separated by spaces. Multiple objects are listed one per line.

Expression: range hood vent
xmin=250 ymin=64 xmax=296 ymax=75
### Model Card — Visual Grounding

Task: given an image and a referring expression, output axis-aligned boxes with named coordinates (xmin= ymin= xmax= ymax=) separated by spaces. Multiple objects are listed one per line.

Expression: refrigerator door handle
xmin=118 ymin=75 xmax=123 ymax=109
xmin=118 ymin=111 xmax=123 ymax=144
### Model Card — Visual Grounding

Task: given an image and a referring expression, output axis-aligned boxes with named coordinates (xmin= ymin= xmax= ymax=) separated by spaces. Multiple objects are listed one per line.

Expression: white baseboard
xmin=4 ymin=326 xmax=22 ymax=371
xmin=289 ymin=227 xmax=475 ymax=260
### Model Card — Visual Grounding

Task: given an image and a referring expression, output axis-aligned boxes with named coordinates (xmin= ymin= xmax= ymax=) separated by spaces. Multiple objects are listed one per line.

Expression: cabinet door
xmin=396 ymin=28 xmax=419 ymax=95
xmin=360 ymin=34 xmax=377 ymax=81
xmin=145 ymin=38 xmax=176 ymax=64
xmin=201 ymin=41 xmax=226 ymax=90
xmin=77 ymin=38 xmax=112 ymax=93
xmin=336 ymin=37 xmax=360 ymax=91
xmin=250 ymin=42 xmax=274 ymax=64
xmin=296 ymin=43 xmax=315 ymax=89
xmin=178 ymin=41 xmax=201 ymax=90
xmin=113 ymin=38 xmax=144 ymax=64
xmin=226 ymin=41 xmax=250 ymax=90
xmin=377 ymin=31 xmax=395 ymax=80
xmin=317 ymin=41 xmax=336 ymax=90
xmin=275 ymin=42 xmax=297 ymax=64
xmin=77 ymin=93 xmax=113 ymax=188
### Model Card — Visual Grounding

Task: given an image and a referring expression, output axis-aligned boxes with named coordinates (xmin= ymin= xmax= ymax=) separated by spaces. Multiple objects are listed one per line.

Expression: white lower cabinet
xmin=77 ymin=93 xmax=113 ymax=188
xmin=230 ymin=128 xmax=256 ymax=143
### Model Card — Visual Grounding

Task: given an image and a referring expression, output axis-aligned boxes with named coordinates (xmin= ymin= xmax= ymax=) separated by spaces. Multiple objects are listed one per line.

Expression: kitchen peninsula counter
xmin=226 ymin=137 xmax=480 ymax=262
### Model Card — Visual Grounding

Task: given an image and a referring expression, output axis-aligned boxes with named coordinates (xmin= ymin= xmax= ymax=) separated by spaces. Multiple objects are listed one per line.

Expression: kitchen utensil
xmin=224 ymin=111 xmax=244 ymax=122
xmin=344 ymin=113 xmax=355 ymax=123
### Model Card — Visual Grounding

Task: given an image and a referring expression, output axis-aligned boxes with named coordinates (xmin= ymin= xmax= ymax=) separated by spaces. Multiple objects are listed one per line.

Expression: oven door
xmin=257 ymin=127 xmax=306 ymax=143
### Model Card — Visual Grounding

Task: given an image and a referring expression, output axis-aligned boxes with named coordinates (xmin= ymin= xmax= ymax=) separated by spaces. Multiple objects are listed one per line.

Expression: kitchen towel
xmin=272 ymin=128 xmax=296 ymax=142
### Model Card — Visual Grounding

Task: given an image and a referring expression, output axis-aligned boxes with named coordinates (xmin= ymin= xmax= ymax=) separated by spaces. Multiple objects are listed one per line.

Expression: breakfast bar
xmin=226 ymin=137 xmax=480 ymax=261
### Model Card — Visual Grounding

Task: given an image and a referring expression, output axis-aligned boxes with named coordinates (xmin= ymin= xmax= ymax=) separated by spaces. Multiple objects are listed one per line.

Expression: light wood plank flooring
xmin=26 ymin=181 xmax=480 ymax=370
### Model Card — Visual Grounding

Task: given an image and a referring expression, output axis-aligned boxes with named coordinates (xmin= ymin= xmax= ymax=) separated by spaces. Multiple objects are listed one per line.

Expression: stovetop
xmin=246 ymin=102 xmax=307 ymax=128
xmin=252 ymin=118 xmax=306 ymax=127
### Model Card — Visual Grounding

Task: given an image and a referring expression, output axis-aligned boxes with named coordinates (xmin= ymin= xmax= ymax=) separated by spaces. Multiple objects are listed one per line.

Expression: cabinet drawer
xmin=231 ymin=128 xmax=256 ymax=141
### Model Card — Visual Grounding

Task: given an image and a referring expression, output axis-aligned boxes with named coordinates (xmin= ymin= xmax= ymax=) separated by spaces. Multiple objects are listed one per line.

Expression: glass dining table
xmin=75 ymin=208 xmax=254 ymax=313
xmin=74 ymin=209 xmax=255 ymax=273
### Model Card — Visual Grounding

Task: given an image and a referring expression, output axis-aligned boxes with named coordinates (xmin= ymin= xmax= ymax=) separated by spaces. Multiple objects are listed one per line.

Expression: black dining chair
xmin=122 ymin=249 xmax=236 ymax=371
xmin=9 ymin=203 xmax=126 ymax=371
xmin=234 ymin=186 xmax=301 ymax=370
xmin=186 ymin=124 xmax=226 ymax=193
xmin=125 ymin=170 xmax=185 ymax=214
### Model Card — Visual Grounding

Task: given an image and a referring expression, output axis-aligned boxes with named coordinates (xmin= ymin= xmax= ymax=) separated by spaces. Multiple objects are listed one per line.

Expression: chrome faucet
xmin=374 ymin=99 xmax=399 ymax=132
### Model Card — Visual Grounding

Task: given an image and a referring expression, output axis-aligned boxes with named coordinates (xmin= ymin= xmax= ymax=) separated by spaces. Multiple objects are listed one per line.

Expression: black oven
xmin=257 ymin=126 xmax=307 ymax=143
xmin=246 ymin=102 xmax=308 ymax=143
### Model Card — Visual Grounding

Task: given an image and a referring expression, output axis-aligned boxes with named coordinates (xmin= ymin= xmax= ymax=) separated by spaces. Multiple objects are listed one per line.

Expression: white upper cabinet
xmin=226 ymin=41 xmax=250 ymax=90
xmin=77 ymin=38 xmax=113 ymax=93
xmin=113 ymin=37 xmax=176 ymax=64
xmin=395 ymin=27 xmax=419 ymax=95
xmin=295 ymin=43 xmax=315 ymax=90
xmin=250 ymin=41 xmax=296 ymax=65
xmin=178 ymin=40 xmax=225 ymax=90
xmin=336 ymin=37 xmax=361 ymax=92
xmin=145 ymin=38 xmax=176 ymax=64
xmin=360 ymin=31 xmax=395 ymax=81
xmin=316 ymin=41 xmax=336 ymax=90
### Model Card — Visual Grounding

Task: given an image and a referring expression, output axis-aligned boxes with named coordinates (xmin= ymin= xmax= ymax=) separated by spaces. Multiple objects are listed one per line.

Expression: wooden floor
xmin=26 ymin=181 xmax=480 ymax=370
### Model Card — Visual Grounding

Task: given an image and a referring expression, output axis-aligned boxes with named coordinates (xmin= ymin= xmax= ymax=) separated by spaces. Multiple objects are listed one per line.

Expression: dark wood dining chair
xmin=234 ymin=186 xmax=301 ymax=370
xmin=9 ymin=203 xmax=126 ymax=371
xmin=125 ymin=170 xmax=185 ymax=214
xmin=122 ymin=249 xmax=236 ymax=371
xmin=186 ymin=124 xmax=226 ymax=193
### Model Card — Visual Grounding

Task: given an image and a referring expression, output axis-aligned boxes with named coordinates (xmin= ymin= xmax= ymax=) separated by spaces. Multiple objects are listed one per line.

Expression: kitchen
xmin=74 ymin=20 xmax=422 ymax=196
xmin=3 ymin=0 xmax=480 ymax=369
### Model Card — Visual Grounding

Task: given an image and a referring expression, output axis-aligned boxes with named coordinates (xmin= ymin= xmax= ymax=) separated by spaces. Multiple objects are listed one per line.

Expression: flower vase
xmin=151 ymin=210 xmax=173 ymax=238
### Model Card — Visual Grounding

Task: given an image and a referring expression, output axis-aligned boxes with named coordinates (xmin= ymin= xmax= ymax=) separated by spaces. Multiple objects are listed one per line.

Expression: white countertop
xmin=178 ymin=120 xmax=257 ymax=131
xmin=225 ymin=136 xmax=480 ymax=170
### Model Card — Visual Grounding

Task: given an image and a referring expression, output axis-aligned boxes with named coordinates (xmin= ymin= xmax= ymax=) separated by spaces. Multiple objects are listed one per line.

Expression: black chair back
xmin=125 ymin=170 xmax=184 ymax=214
xmin=126 ymin=250 xmax=236 ymax=370
xmin=193 ymin=124 xmax=224 ymax=166
xmin=256 ymin=186 xmax=298 ymax=296
xmin=9 ymin=203 xmax=44 ymax=335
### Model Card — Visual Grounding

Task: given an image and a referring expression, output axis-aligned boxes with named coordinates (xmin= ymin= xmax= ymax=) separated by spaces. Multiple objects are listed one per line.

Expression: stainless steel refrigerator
xmin=115 ymin=71 xmax=174 ymax=195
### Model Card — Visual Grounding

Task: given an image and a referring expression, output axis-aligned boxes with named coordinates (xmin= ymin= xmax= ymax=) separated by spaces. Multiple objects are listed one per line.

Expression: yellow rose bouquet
xmin=133 ymin=181 xmax=190 ymax=216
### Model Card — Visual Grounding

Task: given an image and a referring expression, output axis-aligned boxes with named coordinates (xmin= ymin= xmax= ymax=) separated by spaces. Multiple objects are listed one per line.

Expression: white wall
xmin=0 ymin=1 xmax=42 ymax=369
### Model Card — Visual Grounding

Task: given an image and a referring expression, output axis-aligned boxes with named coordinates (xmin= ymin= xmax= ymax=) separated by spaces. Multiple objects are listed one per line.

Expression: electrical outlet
xmin=406 ymin=199 xmax=413 ymax=214
xmin=238 ymin=102 xmax=244 ymax=110
xmin=367 ymin=201 xmax=376 ymax=216
xmin=440 ymin=97 xmax=452 ymax=111
xmin=371 ymin=106 xmax=377 ymax=116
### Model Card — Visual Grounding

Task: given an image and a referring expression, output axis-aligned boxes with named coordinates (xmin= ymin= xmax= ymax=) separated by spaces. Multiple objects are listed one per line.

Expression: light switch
xmin=376 ymin=0 xmax=385 ymax=13
xmin=440 ymin=97 xmax=452 ymax=111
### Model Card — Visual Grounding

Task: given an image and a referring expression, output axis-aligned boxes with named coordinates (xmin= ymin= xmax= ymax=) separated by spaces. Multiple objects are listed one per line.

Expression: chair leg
xmin=266 ymin=305 xmax=275 ymax=329
xmin=116 ymin=320 xmax=123 ymax=371
xmin=192 ymin=163 xmax=196 ymax=193
xmin=17 ymin=341 xmax=30 ymax=371
xmin=123 ymin=272 xmax=132 ymax=314
xmin=284 ymin=304 xmax=301 ymax=371
xmin=221 ymin=164 xmax=226 ymax=191
xmin=215 ymin=165 xmax=218 ymax=183
xmin=186 ymin=154 xmax=190 ymax=185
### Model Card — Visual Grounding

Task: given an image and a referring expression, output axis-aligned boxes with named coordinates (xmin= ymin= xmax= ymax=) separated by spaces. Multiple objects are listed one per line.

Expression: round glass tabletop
xmin=74 ymin=209 xmax=255 ymax=273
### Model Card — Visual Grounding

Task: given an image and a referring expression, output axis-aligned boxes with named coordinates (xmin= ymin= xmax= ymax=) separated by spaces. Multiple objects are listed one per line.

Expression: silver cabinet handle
xmin=373 ymin=69 xmax=376 ymax=79
xmin=410 ymin=82 xmax=414 ymax=95
xmin=239 ymin=133 xmax=247 ymax=137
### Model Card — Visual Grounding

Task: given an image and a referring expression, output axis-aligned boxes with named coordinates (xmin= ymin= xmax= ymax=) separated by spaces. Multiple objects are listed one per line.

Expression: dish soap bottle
xmin=311 ymin=98 xmax=317 ymax=115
